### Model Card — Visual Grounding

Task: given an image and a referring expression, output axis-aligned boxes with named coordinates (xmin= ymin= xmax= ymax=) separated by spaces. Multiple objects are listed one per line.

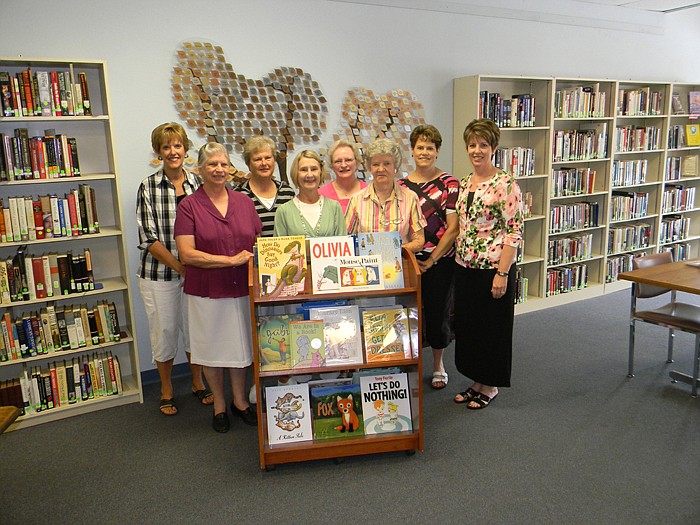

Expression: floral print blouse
xmin=455 ymin=171 xmax=523 ymax=269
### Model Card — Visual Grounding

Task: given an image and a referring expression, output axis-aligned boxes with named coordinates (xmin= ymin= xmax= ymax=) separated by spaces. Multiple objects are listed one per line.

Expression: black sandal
xmin=466 ymin=392 xmax=498 ymax=410
xmin=159 ymin=398 xmax=178 ymax=416
xmin=192 ymin=388 xmax=214 ymax=405
xmin=454 ymin=387 xmax=479 ymax=404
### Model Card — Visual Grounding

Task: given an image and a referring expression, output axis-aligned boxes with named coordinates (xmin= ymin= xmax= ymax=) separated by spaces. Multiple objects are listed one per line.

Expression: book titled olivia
xmin=311 ymin=242 xmax=384 ymax=294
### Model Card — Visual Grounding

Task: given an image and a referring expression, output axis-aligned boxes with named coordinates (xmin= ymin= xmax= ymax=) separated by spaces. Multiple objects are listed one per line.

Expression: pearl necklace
xmin=294 ymin=196 xmax=324 ymax=237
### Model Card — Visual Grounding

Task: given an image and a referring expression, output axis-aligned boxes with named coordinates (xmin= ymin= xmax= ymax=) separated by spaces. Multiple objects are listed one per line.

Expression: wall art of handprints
xmin=170 ymin=41 xmax=425 ymax=182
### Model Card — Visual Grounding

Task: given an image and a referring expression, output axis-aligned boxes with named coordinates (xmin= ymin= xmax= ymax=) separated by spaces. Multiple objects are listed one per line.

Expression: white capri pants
xmin=138 ymin=277 xmax=189 ymax=363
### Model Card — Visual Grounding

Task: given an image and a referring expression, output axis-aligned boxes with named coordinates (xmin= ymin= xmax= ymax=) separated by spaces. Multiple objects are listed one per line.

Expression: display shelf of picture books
xmin=248 ymin=234 xmax=423 ymax=470
xmin=454 ymin=74 xmax=700 ymax=313
xmin=0 ymin=57 xmax=142 ymax=430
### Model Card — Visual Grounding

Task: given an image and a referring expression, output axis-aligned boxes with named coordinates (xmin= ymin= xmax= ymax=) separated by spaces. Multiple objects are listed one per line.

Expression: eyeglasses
xmin=333 ymin=158 xmax=355 ymax=166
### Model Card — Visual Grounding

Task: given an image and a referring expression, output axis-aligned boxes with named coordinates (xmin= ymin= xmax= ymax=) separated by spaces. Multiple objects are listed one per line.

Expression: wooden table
xmin=0 ymin=406 xmax=20 ymax=434
xmin=619 ymin=260 xmax=700 ymax=396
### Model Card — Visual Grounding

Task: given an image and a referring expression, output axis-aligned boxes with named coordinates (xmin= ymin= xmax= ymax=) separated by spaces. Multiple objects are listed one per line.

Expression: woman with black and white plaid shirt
xmin=136 ymin=122 xmax=212 ymax=416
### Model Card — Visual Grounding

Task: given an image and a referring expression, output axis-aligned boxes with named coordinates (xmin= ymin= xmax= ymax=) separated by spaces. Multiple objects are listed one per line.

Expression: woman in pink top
xmin=318 ymin=139 xmax=367 ymax=214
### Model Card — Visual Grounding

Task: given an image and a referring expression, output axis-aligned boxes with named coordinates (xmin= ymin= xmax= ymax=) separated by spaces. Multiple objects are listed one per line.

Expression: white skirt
xmin=187 ymin=294 xmax=253 ymax=368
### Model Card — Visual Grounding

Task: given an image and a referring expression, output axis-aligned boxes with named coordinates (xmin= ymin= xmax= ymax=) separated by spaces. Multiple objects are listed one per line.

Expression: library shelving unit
xmin=453 ymin=75 xmax=552 ymax=313
xmin=454 ymin=75 xmax=700 ymax=313
xmin=248 ymin=248 xmax=423 ymax=470
xmin=0 ymin=57 xmax=142 ymax=429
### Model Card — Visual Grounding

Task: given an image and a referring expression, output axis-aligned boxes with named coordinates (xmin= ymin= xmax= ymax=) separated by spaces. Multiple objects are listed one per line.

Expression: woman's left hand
xmin=492 ymin=274 xmax=508 ymax=299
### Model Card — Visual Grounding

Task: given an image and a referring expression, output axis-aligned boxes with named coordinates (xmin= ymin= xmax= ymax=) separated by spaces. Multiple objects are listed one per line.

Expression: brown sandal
xmin=192 ymin=388 xmax=214 ymax=405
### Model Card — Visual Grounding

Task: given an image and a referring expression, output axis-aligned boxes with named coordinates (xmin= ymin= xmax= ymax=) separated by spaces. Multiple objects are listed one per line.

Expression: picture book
xmin=289 ymin=319 xmax=326 ymax=368
xmin=308 ymin=235 xmax=356 ymax=293
xmin=361 ymin=307 xmax=411 ymax=362
xmin=257 ymin=235 xmax=306 ymax=298
xmin=356 ymin=231 xmax=404 ymax=289
xmin=310 ymin=383 xmax=364 ymax=439
xmin=308 ymin=304 xmax=363 ymax=366
xmin=360 ymin=372 xmax=413 ymax=434
xmin=312 ymin=253 xmax=384 ymax=294
xmin=257 ymin=313 xmax=304 ymax=372
xmin=405 ymin=306 xmax=420 ymax=359
xmin=265 ymin=383 xmax=313 ymax=445
xmin=689 ymin=91 xmax=700 ymax=115
xmin=686 ymin=124 xmax=700 ymax=147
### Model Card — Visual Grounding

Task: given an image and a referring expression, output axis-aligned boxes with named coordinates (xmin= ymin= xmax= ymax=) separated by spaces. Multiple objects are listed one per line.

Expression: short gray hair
xmin=364 ymin=138 xmax=402 ymax=171
xmin=197 ymin=141 xmax=230 ymax=169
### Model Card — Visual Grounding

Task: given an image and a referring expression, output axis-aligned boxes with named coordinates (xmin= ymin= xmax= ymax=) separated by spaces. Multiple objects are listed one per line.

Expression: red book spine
xmin=21 ymin=70 xmax=34 ymax=116
xmin=32 ymin=257 xmax=47 ymax=299
xmin=36 ymin=137 xmax=47 ymax=179
xmin=29 ymin=138 xmax=40 ymax=179
xmin=49 ymin=365 xmax=60 ymax=407
xmin=66 ymin=192 xmax=79 ymax=236
xmin=50 ymin=72 xmax=61 ymax=116
xmin=32 ymin=200 xmax=44 ymax=239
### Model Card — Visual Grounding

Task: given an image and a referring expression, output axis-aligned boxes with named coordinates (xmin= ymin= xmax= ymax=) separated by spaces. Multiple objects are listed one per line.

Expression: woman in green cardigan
xmin=274 ymin=150 xmax=346 ymax=237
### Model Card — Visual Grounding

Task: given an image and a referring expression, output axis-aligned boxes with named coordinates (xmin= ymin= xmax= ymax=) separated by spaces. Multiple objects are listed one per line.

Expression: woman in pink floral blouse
xmin=453 ymin=118 xmax=523 ymax=410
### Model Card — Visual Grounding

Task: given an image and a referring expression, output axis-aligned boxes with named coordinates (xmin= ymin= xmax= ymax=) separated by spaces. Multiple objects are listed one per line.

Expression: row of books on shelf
xmin=521 ymin=191 xmax=534 ymax=218
xmin=662 ymin=185 xmax=696 ymax=213
xmin=554 ymin=84 xmax=607 ymax=118
xmin=668 ymin=124 xmax=700 ymax=149
xmin=545 ymin=263 xmax=589 ymax=297
xmin=547 ymin=233 xmax=593 ymax=266
xmin=0 ymin=351 xmax=123 ymax=417
xmin=661 ymin=242 xmax=691 ymax=261
xmin=0 ymin=185 xmax=99 ymax=243
xmin=552 ymin=127 xmax=607 ymax=162
xmin=616 ymin=88 xmax=664 ymax=117
xmin=606 ymin=252 xmax=644 ymax=283
xmin=666 ymin=155 xmax=698 ymax=181
xmin=494 ymin=147 xmax=535 ymax=177
xmin=258 ymin=303 xmax=417 ymax=373
xmin=0 ymin=247 xmax=96 ymax=305
xmin=1 ymin=128 xmax=81 ymax=181
xmin=608 ymin=223 xmax=651 ymax=254
xmin=614 ymin=125 xmax=662 ymax=152
xmin=610 ymin=191 xmax=649 ymax=221
xmin=257 ymin=232 xmax=404 ymax=298
xmin=549 ymin=202 xmax=600 ymax=233
xmin=612 ymin=159 xmax=648 ymax=187
xmin=551 ymin=167 xmax=596 ymax=197
xmin=264 ymin=371 xmax=412 ymax=445
xmin=660 ymin=216 xmax=691 ymax=244
xmin=478 ymin=91 xmax=536 ymax=127
xmin=514 ymin=267 xmax=528 ymax=304
xmin=0 ymin=67 xmax=92 ymax=118
xmin=0 ymin=301 xmax=121 ymax=362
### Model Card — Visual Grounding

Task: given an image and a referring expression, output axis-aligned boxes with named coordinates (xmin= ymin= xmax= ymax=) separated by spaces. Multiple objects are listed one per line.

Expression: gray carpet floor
xmin=1 ymin=290 xmax=699 ymax=524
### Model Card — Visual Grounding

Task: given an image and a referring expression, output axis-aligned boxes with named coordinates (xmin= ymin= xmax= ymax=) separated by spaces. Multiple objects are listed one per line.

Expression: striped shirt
xmin=136 ymin=169 xmax=201 ymax=281
xmin=345 ymin=182 xmax=426 ymax=242
xmin=234 ymin=178 xmax=295 ymax=237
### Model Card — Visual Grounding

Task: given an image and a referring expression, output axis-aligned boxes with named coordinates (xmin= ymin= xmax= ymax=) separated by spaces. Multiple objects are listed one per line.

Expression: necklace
xmin=294 ymin=196 xmax=324 ymax=236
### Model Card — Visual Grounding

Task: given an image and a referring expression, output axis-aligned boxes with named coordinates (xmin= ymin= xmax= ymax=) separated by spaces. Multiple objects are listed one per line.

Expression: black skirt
xmin=454 ymin=265 xmax=515 ymax=387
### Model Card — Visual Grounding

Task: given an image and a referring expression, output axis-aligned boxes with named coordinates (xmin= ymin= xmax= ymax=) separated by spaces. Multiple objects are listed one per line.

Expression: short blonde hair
xmin=197 ymin=141 xmax=230 ymax=169
xmin=243 ymin=136 xmax=277 ymax=167
xmin=151 ymin=122 xmax=192 ymax=155
xmin=290 ymin=150 xmax=325 ymax=187
xmin=327 ymin=139 xmax=362 ymax=167
xmin=364 ymin=138 xmax=402 ymax=172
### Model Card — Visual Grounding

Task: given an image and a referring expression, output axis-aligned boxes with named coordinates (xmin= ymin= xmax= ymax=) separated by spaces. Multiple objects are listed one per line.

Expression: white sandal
xmin=431 ymin=371 xmax=448 ymax=389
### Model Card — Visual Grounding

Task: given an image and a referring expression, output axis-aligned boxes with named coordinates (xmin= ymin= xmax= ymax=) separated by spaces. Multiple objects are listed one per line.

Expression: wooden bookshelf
xmin=0 ymin=57 xmax=142 ymax=429
xmin=454 ymin=75 xmax=700 ymax=313
xmin=248 ymin=248 xmax=423 ymax=470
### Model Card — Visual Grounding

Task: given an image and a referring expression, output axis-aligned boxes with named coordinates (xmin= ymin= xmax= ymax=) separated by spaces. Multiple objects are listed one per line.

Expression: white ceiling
xmin=579 ymin=0 xmax=700 ymax=12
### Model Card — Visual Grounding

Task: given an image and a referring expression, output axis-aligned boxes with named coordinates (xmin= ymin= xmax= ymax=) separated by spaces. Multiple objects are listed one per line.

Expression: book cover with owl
xmin=309 ymin=383 xmax=364 ymax=440
xmin=357 ymin=231 xmax=404 ymax=289
xmin=360 ymin=372 xmax=413 ymax=435
xmin=265 ymin=383 xmax=313 ymax=446
xmin=289 ymin=319 xmax=326 ymax=369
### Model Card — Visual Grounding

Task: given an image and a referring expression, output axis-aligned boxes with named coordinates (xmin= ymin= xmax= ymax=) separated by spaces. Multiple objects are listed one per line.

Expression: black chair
xmin=627 ymin=251 xmax=700 ymax=397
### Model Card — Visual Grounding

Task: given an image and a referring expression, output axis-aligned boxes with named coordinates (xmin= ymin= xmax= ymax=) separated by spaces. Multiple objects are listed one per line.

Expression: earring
xmin=158 ymin=156 xmax=163 ymax=160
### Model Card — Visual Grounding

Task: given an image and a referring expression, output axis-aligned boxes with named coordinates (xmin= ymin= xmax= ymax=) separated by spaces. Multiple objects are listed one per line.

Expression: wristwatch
xmin=496 ymin=270 xmax=508 ymax=277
